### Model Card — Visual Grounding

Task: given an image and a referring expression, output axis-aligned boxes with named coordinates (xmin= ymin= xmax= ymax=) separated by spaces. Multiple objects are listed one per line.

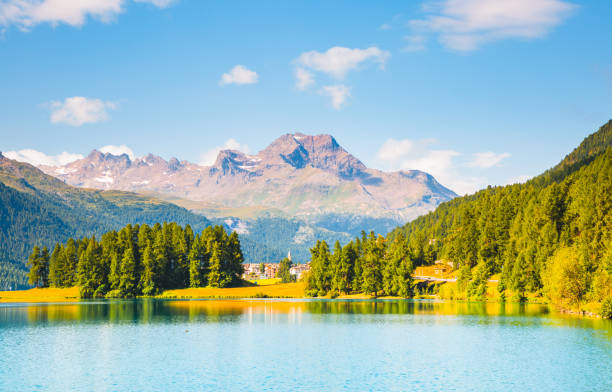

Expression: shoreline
xmin=0 ymin=286 xmax=606 ymax=319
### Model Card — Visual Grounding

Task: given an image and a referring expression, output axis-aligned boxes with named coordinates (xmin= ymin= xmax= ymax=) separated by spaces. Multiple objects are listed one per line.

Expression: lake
xmin=1 ymin=300 xmax=610 ymax=391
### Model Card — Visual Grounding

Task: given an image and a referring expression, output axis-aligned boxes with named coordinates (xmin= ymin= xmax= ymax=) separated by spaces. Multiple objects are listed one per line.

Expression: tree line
xmin=306 ymin=232 xmax=414 ymax=298
xmin=390 ymin=124 xmax=612 ymax=314
xmin=304 ymin=121 xmax=611 ymax=317
xmin=26 ymin=222 xmax=244 ymax=298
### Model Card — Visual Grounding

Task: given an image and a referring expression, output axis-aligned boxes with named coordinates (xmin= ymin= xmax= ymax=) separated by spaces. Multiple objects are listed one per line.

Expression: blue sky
xmin=1 ymin=0 xmax=611 ymax=194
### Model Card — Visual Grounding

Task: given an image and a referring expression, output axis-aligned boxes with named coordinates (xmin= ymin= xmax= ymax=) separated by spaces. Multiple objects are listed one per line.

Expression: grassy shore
xmin=0 ymin=287 xmax=80 ymax=302
xmin=0 ymin=283 xmax=306 ymax=302
xmin=159 ymin=282 xmax=306 ymax=299
xmin=1 ymin=282 xmax=604 ymax=318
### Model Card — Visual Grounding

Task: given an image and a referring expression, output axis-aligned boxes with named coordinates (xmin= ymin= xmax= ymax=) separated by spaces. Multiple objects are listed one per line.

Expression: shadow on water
xmin=0 ymin=299 xmax=610 ymax=332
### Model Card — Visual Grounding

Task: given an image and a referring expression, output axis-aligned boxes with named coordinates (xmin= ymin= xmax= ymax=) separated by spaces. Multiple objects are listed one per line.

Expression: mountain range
xmin=0 ymin=152 xmax=214 ymax=289
xmin=39 ymin=133 xmax=457 ymax=223
xmin=0 ymin=134 xmax=456 ymax=289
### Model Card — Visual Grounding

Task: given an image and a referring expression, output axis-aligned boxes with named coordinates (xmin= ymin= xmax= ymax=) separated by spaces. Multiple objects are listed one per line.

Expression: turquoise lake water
xmin=1 ymin=300 xmax=610 ymax=391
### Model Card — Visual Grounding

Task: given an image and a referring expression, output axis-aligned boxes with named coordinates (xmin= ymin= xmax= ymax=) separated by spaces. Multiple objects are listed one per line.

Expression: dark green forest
xmin=306 ymin=232 xmax=414 ymax=298
xmin=26 ymin=223 xmax=244 ymax=298
xmin=0 ymin=155 xmax=211 ymax=289
xmin=229 ymin=217 xmax=352 ymax=263
xmin=308 ymin=120 xmax=612 ymax=316
xmin=390 ymin=120 xmax=611 ymax=310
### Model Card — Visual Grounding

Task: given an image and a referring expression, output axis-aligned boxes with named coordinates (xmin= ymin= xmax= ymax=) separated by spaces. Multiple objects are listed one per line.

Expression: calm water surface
xmin=1 ymin=299 xmax=610 ymax=391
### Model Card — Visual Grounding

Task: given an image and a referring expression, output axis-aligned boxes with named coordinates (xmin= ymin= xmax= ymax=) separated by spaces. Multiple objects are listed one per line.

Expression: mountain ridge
xmin=38 ymin=133 xmax=457 ymax=223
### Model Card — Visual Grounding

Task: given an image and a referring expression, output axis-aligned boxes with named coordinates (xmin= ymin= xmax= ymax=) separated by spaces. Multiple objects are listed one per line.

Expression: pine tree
xmin=119 ymin=246 xmax=138 ymax=297
xmin=64 ymin=238 xmax=79 ymax=286
xmin=152 ymin=230 xmax=168 ymax=291
xmin=208 ymin=243 xmax=222 ymax=288
xmin=227 ymin=231 xmax=244 ymax=283
xmin=329 ymin=241 xmax=343 ymax=294
xmin=48 ymin=244 xmax=62 ymax=287
xmin=140 ymin=240 xmax=156 ymax=295
xmin=77 ymin=238 xmax=97 ymax=298
xmin=278 ymin=257 xmax=293 ymax=283
xmin=188 ymin=238 xmax=204 ymax=288
xmin=335 ymin=242 xmax=356 ymax=294
xmin=361 ymin=233 xmax=384 ymax=297
xmin=26 ymin=246 xmax=42 ymax=288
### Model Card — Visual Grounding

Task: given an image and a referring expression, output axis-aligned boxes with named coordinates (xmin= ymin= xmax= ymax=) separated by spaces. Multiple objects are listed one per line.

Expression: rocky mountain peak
xmin=168 ymin=157 xmax=182 ymax=172
xmin=35 ymin=132 xmax=457 ymax=223
xmin=210 ymin=149 xmax=258 ymax=176
xmin=256 ymin=132 xmax=366 ymax=178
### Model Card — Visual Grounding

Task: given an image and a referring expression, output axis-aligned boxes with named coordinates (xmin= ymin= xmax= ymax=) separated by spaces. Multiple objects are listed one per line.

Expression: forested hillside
xmin=25 ymin=223 xmax=243 ymax=298
xmin=305 ymin=120 xmax=611 ymax=316
xmin=220 ymin=217 xmax=353 ymax=263
xmin=391 ymin=120 xmax=612 ymax=312
xmin=0 ymin=154 xmax=211 ymax=290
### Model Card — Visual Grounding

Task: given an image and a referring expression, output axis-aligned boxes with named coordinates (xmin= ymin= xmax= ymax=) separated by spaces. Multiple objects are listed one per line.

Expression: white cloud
xmin=134 ymin=0 xmax=176 ymax=8
xmin=319 ymin=85 xmax=351 ymax=110
xmin=99 ymin=144 xmax=135 ymax=159
xmin=220 ymin=65 xmax=258 ymax=86
xmin=295 ymin=46 xmax=390 ymax=80
xmin=200 ymin=138 xmax=249 ymax=166
xmin=376 ymin=138 xmax=487 ymax=195
xmin=0 ymin=0 xmax=123 ymax=29
xmin=410 ymin=0 xmax=576 ymax=51
xmin=0 ymin=0 xmax=174 ymax=30
xmin=4 ymin=149 xmax=83 ymax=167
xmin=295 ymin=67 xmax=314 ymax=90
xmin=467 ymin=151 xmax=511 ymax=168
xmin=49 ymin=96 xmax=117 ymax=126
xmin=293 ymin=46 xmax=389 ymax=108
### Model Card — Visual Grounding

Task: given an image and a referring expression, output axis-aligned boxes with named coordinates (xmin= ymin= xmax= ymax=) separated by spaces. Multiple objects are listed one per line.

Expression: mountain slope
xmin=390 ymin=120 xmax=612 ymax=311
xmin=533 ymin=119 xmax=612 ymax=186
xmin=39 ymin=133 xmax=457 ymax=223
xmin=0 ymin=153 xmax=212 ymax=289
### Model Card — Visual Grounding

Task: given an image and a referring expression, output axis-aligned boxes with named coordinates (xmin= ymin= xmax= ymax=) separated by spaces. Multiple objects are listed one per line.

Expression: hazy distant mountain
xmin=40 ymin=133 xmax=457 ymax=223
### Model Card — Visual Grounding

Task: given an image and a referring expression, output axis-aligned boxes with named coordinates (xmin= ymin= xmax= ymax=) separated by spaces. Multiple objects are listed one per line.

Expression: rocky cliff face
xmin=39 ymin=133 xmax=457 ymax=223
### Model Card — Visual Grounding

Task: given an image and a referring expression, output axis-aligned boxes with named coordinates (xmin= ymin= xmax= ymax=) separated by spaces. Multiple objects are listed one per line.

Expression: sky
xmin=0 ymin=0 xmax=611 ymax=195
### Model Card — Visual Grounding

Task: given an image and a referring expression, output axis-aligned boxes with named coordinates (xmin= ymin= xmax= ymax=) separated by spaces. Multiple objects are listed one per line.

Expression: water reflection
xmin=0 ymin=300 xmax=610 ymax=332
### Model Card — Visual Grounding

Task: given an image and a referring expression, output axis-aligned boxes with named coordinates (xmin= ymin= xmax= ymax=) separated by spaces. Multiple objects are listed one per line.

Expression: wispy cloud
xmin=467 ymin=151 xmax=511 ymax=168
xmin=4 ymin=149 xmax=83 ymax=167
xmin=0 ymin=0 xmax=174 ymax=31
xmin=134 ymin=0 xmax=176 ymax=8
xmin=220 ymin=65 xmax=259 ymax=86
xmin=48 ymin=96 xmax=117 ymax=126
xmin=295 ymin=67 xmax=314 ymax=90
xmin=200 ymin=138 xmax=249 ymax=166
xmin=375 ymin=138 xmax=511 ymax=195
xmin=295 ymin=46 xmax=390 ymax=80
xmin=293 ymin=46 xmax=389 ymax=109
xmin=319 ymin=85 xmax=351 ymax=110
xmin=409 ymin=0 xmax=576 ymax=51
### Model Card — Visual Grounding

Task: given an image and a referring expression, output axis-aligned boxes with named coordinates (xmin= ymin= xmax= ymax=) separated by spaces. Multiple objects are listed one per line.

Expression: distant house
xmin=289 ymin=263 xmax=310 ymax=280
xmin=241 ymin=262 xmax=281 ymax=279
xmin=241 ymin=257 xmax=310 ymax=281
xmin=242 ymin=263 xmax=263 ymax=279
